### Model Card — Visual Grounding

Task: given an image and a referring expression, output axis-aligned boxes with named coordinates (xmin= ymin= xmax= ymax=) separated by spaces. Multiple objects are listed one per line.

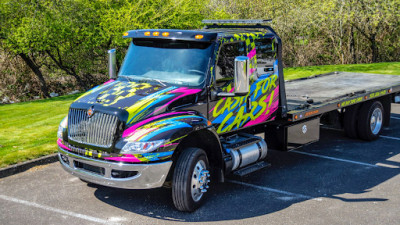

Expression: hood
xmin=73 ymin=80 xmax=202 ymax=124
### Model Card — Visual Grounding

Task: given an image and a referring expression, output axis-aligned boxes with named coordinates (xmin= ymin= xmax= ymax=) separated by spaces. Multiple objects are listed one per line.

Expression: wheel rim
xmin=370 ymin=107 xmax=383 ymax=135
xmin=190 ymin=160 xmax=210 ymax=202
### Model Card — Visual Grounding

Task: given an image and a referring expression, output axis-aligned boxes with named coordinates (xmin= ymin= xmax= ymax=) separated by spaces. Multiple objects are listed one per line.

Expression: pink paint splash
xmin=247 ymin=48 xmax=256 ymax=59
xmin=209 ymin=106 xmax=215 ymax=114
xmin=103 ymin=79 xmax=115 ymax=85
xmin=57 ymin=137 xmax=141 ymax=162
xmin=153 ymin=87 xmax=201 ymax=114
xmin=123 ymin=111 xmax=189 ymax=138
xmin=244 ymin=85 xmax=280 ymax=127
xmin=132 ymin=127 xmax=159 ymax=141
xmin=103 ymin=155 xmax=141 ymax=163
xmin=57 ymin=138 xmax=71 ymax=151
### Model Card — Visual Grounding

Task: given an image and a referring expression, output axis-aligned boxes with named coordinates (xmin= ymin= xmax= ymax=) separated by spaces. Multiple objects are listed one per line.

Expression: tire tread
xmin=172 ymin=148 xmax=207 ymax=212
xmin=343 ymin=105 xmax=359 ymax=139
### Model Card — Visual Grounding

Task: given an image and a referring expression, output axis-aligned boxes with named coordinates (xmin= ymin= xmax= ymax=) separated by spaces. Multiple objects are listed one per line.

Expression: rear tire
xmin=172 ymin=148 xmax=210 ymax=212
xmin=343 ymin=105 xmax=359 ymax=139
xmin=357 ymin=101 xmax=384 ymax=141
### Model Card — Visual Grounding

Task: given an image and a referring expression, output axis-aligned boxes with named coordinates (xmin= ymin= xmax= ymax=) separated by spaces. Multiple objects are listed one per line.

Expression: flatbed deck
xmin=285 ymin=72 xmax=400 ymax=121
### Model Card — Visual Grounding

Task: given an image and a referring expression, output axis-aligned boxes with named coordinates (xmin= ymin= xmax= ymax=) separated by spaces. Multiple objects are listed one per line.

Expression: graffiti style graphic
xmin=122 ymin=113 xmax=205 ymax=142
xmin=125 ymin=87 xmax=201 ymax=124
xmin=211 ymin=73 xmax=279 ymax=133
xmin=74 ymin=80 xmax=201 ymax=124
xmin=210 ymin=32 xmax=280 ymax=133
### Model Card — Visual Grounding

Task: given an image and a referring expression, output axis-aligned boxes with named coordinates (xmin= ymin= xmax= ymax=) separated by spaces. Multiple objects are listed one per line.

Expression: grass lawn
xmin=0 ymin=62 xmax=399 ymax=168
xmin=284 ymin=62 xmax=400 ymax=80
xmin=0 ymin=94 xmax=79 ymax=167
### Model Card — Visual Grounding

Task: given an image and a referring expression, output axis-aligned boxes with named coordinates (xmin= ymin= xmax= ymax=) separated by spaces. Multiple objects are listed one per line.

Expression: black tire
xmin=172 ymin=148 xmax=210 ymax=212
xmin=343 ymin=105 xmax=359 ymax=139
xmin=357 ymin=101 xmax=384 ymax=141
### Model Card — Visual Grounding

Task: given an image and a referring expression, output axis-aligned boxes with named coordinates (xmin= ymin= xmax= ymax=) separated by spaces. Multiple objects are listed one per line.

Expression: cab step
xmin=233 ymin=161 xmax=270 ymax=177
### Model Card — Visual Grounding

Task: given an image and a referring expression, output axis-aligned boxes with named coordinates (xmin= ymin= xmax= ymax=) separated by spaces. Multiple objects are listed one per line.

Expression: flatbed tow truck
xmin=57 ymin=20 xmax=400 ymax=211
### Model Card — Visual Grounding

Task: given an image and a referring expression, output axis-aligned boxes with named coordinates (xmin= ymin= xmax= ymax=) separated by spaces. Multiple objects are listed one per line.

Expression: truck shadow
xmin=92 ymin=115 xmax=400 ymax=222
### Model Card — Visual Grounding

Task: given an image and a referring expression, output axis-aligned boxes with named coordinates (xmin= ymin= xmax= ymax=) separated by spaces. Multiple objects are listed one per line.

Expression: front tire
xmin=172 ymin=148 xmax=210 ymax=212
xmin=357 ymin=101 xmax=384 ymax=141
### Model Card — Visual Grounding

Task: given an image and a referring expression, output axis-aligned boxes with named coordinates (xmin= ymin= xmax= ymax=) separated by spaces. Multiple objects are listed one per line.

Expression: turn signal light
xmin=162 ymin=32 xmax=169 ymax=37
xmin=153 ymin=32 xmax=160 ymax=36
xmin=123 ymin=32 xmax=129 ymax=36
xmin=144 ymin=31 xmax=151 ymax=36
xmin=195 ymin=34 xmax=204 ymax=39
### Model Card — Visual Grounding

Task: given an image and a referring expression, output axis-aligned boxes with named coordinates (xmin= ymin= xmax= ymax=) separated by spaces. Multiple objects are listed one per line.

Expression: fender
xmin=112 ymin=111 xmax=209 ymax=163
xmin=172 ymin=125 xmax=225 ymax=171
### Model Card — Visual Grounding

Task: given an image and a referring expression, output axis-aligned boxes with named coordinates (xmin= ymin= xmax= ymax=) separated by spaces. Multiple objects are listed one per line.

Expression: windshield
xmin=118 ymin=39 xmax=214 ymax=87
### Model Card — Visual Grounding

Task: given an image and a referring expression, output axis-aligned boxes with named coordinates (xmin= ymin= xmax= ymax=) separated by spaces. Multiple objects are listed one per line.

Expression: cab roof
xmin=122 ymin=28 xmax=275 ymax=42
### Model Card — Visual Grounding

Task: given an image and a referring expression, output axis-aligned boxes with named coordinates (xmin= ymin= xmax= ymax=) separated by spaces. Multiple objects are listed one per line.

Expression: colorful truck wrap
xmin=57 ymin=20 xmax=400 ymax=212
xmin=57 ymin=21 xmax=283 ymax=211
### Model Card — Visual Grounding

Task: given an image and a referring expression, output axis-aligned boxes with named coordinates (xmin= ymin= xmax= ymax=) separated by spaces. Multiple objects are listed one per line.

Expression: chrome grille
xmin=68 ymin=108 xmax=119 ymax=148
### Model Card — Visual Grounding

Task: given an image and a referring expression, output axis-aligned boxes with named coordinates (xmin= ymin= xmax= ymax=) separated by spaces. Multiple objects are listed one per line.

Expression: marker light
xmin=58 ymin=116 xmax=68 ymax=139
xmin=123 ymin=32 xmax=129 ymax=36
xmin=195 ymin=34 xmax=204 ymax=39
xmin=162 ymin=32 xmax=169 ymax=37
xmin=57 ymin=125 xmax=63 ymax=139
xmin=144 ymin=31 xmax=151 ymax=36
xmin=153 ymin=32 xmax=159 ymax=36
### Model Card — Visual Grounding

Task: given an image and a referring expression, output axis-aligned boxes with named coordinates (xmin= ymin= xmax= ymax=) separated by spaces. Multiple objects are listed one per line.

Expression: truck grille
xmin=68 ymin=108 xmax=119 ymax=148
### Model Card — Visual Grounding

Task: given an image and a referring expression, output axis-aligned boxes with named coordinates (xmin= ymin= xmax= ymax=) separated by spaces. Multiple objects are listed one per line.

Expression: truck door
xmin=209 ymin=37 xmax=280 ymax=134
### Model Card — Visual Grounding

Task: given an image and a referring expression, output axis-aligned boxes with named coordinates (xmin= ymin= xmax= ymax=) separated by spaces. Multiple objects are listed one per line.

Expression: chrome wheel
xmin=190 ymin=160 xmax=210 ymax=202
xmin=370 ymin=107 xmax=383 ymax=135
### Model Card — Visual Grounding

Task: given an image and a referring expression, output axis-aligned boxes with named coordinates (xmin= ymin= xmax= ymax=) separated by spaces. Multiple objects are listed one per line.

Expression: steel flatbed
xmin=284 ymin=72 xmax=400 ymax=122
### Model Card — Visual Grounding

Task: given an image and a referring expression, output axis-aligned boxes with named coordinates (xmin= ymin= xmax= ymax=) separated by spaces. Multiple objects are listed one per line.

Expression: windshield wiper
xmin=118 ymin=75 xmax=135 ymax=82
xmin=119 ymin=75 xmax=167 ymax=87
xmin=149 ymin=78 xmax=167 ymax=87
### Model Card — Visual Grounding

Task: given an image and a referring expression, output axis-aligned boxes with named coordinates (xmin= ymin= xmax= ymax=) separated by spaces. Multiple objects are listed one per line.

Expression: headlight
xmin=121 ymin=139 xmax=165 ymax=154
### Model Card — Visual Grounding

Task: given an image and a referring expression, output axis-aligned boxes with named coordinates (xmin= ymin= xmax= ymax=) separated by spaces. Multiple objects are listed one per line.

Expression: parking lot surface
xmin=1 ymin=104 xmax=400 ymax=225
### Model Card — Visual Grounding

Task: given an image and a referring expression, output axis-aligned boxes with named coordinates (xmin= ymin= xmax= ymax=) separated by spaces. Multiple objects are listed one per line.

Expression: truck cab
xmin=57 ymin=20 xmax=283 ymax=211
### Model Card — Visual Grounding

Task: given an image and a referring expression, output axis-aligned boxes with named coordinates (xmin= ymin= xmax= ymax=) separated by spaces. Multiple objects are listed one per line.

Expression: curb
xmin=0 ymin=153 xmax=59 ymax=179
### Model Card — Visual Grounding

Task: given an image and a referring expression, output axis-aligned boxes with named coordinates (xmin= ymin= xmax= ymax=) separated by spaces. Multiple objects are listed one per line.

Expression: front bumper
xmin=58 ymin=147 xmax=172 ymax=189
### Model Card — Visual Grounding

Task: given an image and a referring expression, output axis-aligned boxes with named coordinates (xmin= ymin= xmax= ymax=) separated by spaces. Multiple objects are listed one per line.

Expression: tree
xmin=0 ymin=0 xmax=51 ymax=97
xmin=349 ymin=0 xmax=400 ymax=62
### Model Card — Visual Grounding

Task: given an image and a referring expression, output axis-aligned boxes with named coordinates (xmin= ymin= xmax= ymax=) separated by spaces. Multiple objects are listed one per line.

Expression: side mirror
xmin=216 ymin=56 xmax=250 ymax=97
xmin=108 ymin=49 xmax=117 ymax=79
xmin=234 ymin=56 xmax=250 ymax=96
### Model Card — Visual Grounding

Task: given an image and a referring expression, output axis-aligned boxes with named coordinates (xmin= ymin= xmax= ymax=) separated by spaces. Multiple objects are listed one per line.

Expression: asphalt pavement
xmin=1 ymin=104 xmax=400 ymax=225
